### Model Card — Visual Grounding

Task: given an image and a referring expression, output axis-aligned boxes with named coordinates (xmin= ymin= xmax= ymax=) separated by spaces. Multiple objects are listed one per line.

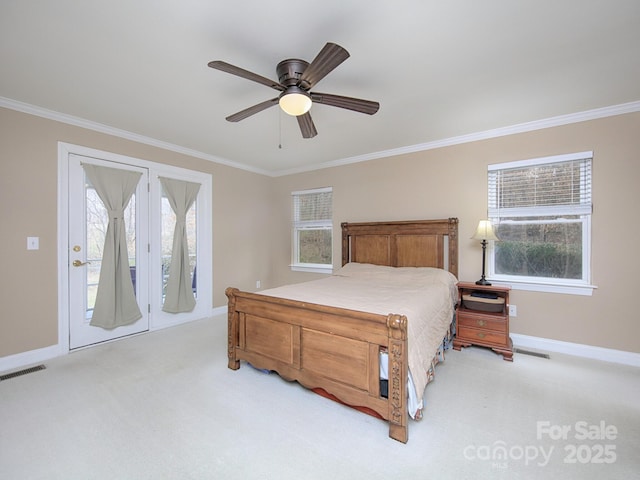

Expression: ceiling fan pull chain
xmin=278 ymin=109 xmax=282 ymax=149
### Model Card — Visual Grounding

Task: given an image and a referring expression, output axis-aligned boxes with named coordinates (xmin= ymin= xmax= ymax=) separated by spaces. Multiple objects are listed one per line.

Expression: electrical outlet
xmin=509 ymin=304 xmax=517 ymax=317
xmin=256 ymin=280 xmax=261 ymax=289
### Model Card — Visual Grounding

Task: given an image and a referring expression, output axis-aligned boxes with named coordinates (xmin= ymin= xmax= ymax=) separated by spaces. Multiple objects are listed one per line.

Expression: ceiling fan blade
xmin=225 ymin=98 xmax=279 ymax=122
xmin=297 ymin=112 xmax=317 ymax=138
xmin=310 ymin=92 xmax=380 ymax=115
xmin=299 ymin=43 xmax=350 ymax=89
xmin=208 ymin=60 xmax=285 ymax=91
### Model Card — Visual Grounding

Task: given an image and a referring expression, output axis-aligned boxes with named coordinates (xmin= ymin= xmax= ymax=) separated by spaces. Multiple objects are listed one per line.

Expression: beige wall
xmin=0 ymin=107 xmax=273 ymax=357
xmin=271 ymin=112 xmax=640 ymax=354
xmin=1 ymin=106 xmax=639 ymax=359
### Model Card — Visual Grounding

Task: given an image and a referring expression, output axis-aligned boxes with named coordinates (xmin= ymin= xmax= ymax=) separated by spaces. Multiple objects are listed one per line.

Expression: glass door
xmin=68 ymin=154 xmax=149 ymax=349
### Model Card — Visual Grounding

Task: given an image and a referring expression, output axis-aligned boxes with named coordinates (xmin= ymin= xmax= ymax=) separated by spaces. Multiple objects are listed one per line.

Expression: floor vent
xmin=0 ymin=364 xmax=46 ymax=381
xmin=515 ymin=348 xmax=550 ymax=359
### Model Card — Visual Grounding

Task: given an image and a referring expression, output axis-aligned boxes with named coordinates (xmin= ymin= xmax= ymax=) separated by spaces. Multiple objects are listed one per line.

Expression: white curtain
xmin=160 ymin=177 xmax=200 ymax=313
xmin=83 ymin=164 xmax=142 ymax=328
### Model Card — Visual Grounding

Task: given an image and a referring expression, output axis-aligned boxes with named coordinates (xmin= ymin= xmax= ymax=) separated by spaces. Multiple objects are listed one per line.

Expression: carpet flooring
xmin=1 ymin=315 xmax=639 ymax=479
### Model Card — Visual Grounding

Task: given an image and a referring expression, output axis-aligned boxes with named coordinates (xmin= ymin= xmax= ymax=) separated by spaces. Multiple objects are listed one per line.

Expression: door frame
xmin=58 ymin=142 xmax=213 ymax=352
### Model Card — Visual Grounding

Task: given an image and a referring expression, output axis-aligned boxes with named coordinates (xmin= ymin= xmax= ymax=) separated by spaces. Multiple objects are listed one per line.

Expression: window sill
xmin=489 ymin=279 xmax=597 ymax=296
xmin=290 ymin=264 xmax=333 ymax=274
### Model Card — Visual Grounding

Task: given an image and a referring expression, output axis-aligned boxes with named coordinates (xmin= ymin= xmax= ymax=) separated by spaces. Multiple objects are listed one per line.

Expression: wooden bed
xmin=225 ymin=218 xmax=459 ymax=443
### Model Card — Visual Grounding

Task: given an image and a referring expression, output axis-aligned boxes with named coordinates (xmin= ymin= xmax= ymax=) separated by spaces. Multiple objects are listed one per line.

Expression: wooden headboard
xmin=341 ymin=218 xmax=458 ymax=278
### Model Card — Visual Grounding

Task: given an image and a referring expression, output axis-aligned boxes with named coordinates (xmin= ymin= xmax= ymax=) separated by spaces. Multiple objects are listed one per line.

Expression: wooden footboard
xmin=226 ymin=287 xmax=409 ymax=443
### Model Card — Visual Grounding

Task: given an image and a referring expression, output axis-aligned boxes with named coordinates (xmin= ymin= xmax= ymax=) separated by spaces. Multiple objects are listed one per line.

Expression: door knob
xmin=72 ymin=260 xmax=91 ymax=267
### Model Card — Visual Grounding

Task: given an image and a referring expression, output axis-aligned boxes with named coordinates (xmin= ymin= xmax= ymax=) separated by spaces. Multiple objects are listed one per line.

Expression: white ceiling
xmin=2 ymin=1 xmax=639 ymax=175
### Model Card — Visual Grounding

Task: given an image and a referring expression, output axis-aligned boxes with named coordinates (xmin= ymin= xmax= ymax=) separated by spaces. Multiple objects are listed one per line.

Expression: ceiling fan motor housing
xmin=277 ymin=59 xmax=310 ymax=89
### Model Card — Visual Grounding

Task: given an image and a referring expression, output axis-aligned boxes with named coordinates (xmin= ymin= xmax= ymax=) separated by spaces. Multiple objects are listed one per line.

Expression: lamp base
xmin=475 ymin=278 xmax=492 ymax=286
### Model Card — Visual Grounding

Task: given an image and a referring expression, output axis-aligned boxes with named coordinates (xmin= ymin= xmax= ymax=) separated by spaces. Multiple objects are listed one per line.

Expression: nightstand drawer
xmin=457 ymin=312 xmax=507 ymax=333
xmin=457 ymin=325 xmax=508 ymax=346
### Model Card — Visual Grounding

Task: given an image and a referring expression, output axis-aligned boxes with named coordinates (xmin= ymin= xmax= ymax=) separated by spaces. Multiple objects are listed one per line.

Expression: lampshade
xmin=472 ymin=220 xmax=499 ymax=241
xmin=279 ymin=87 xmax=312 ymax=116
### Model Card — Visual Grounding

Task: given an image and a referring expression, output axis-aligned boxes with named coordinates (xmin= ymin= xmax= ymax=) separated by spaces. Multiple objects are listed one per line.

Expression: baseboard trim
xmin=511 ymin=333 xmax=640 ymax=367
xmin=1 ymin=307 xmax=229 ymax=374
xmin=0 ymin=344 xmax=63 ymax=374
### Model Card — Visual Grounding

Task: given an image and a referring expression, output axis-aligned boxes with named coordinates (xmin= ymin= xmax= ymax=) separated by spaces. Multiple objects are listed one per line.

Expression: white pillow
xmin=334 ymin=262 xmax=457 ymax=287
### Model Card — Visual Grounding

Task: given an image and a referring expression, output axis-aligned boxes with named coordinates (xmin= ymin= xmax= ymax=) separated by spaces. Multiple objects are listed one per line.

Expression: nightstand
xmin=453 ymin=282 xmax=513 ymax=361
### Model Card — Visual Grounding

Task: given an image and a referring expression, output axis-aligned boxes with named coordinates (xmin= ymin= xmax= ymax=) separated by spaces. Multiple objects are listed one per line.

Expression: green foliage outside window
xmin=494 ymin=220 xmax=582 ymax=279
xmin=298 ymin=229 xmax=332 ymax=264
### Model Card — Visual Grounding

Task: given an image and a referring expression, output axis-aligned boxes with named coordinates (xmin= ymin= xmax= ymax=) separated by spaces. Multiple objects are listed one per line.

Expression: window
xmin=160 ymin=187 xmax=197 ymax=301
xmin=487 ymin=152 xmax=593 ymax=295
xmin=291 ymin=187 xmax=333 ymax=273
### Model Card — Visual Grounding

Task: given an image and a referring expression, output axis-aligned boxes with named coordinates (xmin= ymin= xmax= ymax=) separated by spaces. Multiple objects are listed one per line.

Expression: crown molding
xmin=3 ymin=96 xmax=639 ymax=178
xmin=0 ymin=96 xmax=271 ymax=177
xmin=272 ymin=100 xmax=640 ymax=176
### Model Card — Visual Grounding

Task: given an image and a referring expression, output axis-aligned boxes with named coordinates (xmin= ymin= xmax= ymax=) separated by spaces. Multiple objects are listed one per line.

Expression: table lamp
xmin=472 ymin=220 xmax=499 ymax=286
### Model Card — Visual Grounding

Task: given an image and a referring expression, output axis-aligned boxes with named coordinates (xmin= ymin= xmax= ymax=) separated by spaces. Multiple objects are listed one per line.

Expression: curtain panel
xmin=159 ymin=177 xmax=201 ymax=313
xmin=82 ymin=164 xmax=142 ymax=329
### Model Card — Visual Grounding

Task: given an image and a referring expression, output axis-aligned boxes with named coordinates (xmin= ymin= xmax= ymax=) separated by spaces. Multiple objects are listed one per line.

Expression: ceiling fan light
xmin=279 ymin=88 xmax=312 ymax=116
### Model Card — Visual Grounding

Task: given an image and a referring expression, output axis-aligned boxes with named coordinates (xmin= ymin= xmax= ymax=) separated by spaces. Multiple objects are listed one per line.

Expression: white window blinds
xmin=292 ymin=187 xmax=333 ymax=227
xmin=488 ymin=152 xmax=592 ymax=219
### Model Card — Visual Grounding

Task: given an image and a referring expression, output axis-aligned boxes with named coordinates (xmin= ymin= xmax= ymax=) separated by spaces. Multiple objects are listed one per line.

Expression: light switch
xmin=27 ymin=237 xmax=39 ymax=250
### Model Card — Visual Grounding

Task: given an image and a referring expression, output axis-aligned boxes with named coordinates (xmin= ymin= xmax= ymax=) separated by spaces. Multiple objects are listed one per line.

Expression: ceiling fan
xmin=208 ymin=42 xmax=380 ymax=139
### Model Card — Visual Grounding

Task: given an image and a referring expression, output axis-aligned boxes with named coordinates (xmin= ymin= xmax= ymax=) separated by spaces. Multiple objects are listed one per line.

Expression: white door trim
xmin=57 ymin=142 xmax=213 ymax=354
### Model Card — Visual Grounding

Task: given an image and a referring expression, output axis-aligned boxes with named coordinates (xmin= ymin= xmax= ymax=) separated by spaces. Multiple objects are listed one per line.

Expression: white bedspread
xmin=259 ymin=263 xmax=458 ymax=414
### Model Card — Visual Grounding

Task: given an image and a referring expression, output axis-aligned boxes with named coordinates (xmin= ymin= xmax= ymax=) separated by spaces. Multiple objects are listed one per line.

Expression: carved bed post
xmin=225 ymin=287 xmax=240 ymax=370
xmin=386 ymin=313 xmax=409 ymax=443
xmin=448 ymin=217 xmax=459 ymax=278
xmin=341 ymin=222 xmax=349 ymax=266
